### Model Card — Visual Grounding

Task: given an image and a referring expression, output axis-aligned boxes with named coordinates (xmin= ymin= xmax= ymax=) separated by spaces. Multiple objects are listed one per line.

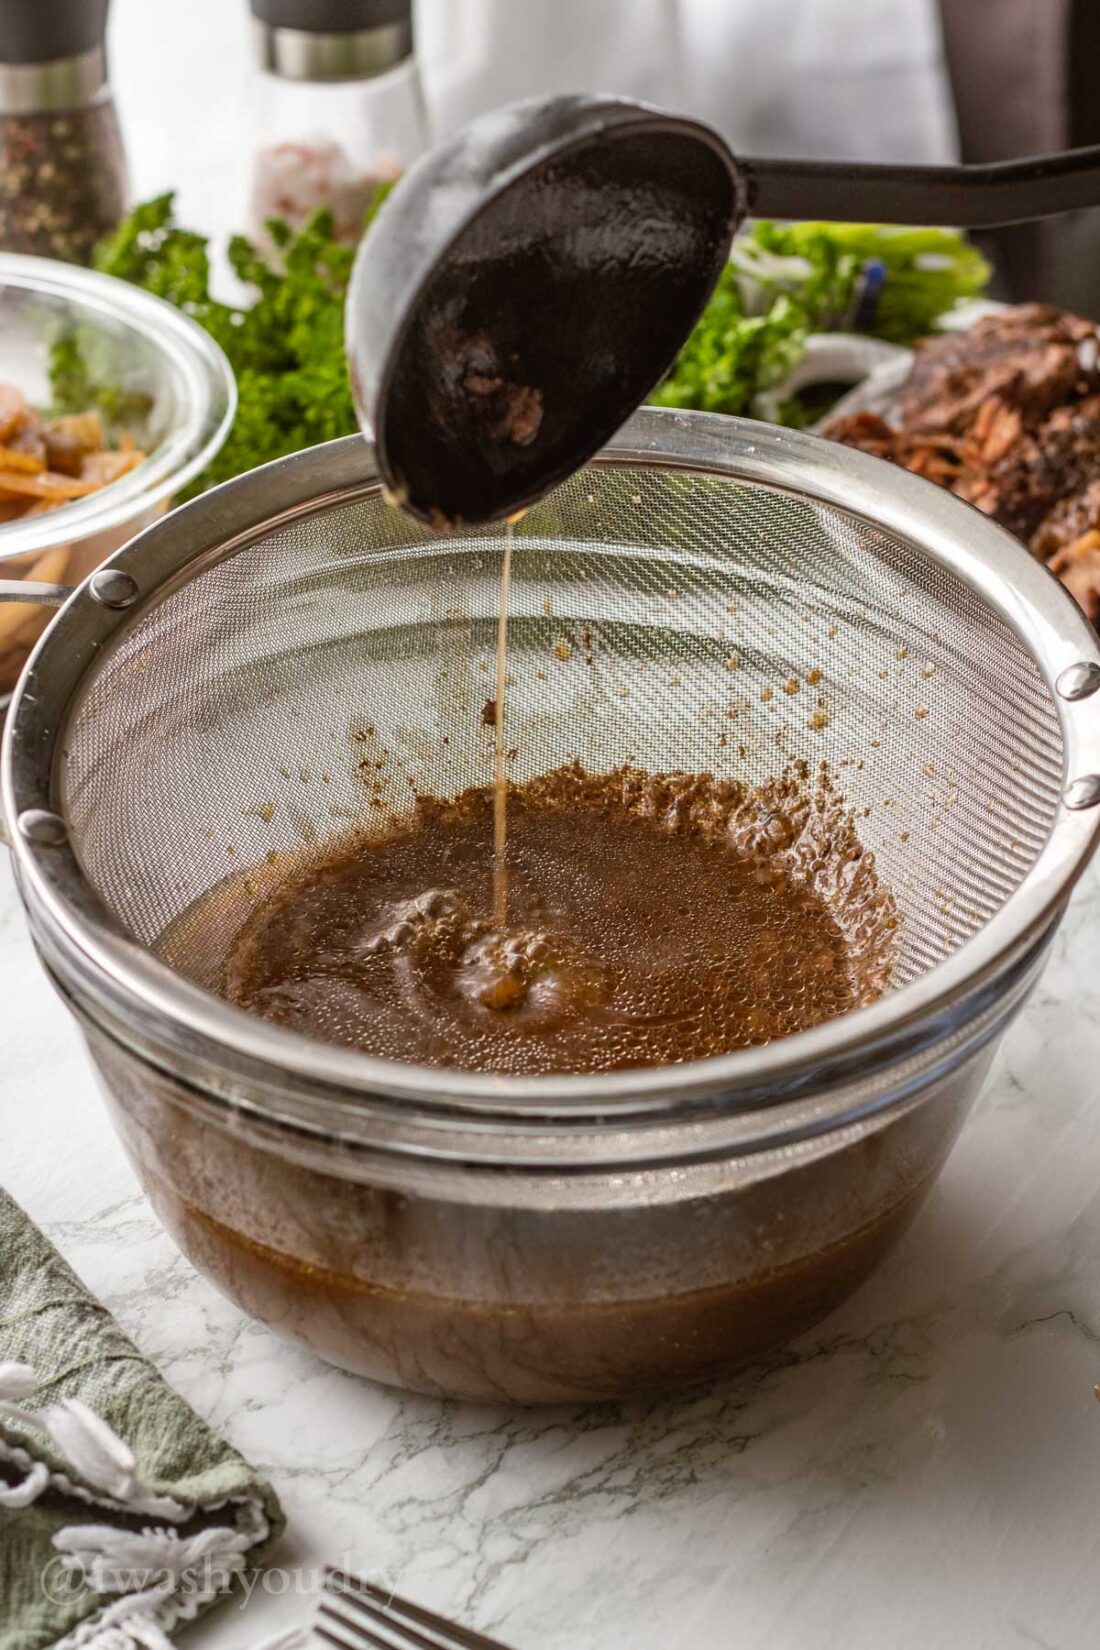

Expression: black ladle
xmin=346 ymin=94 xmax=1100 ymax=529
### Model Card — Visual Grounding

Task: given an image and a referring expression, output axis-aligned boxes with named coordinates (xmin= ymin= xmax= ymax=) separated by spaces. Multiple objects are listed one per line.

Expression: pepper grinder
xmin=247 ymin=0 xmax=430 ymax=245
xmin=0 ymin=0 xmax=128 ymax=264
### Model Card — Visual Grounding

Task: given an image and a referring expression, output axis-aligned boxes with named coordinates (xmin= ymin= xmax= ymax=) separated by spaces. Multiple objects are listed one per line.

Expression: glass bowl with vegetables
xmin=0 ymin=252 xmax=235 ymax=700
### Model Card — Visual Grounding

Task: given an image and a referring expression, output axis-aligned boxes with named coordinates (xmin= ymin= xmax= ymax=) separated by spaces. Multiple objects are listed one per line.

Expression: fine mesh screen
xmin=58 ymin=462 xmax=1064 ymax=993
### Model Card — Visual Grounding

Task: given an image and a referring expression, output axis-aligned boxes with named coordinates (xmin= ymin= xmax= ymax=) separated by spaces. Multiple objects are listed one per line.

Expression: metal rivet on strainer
xmin=1065 ymin=775 xmax=1100 ymax=810
xmin=90 ymin=570 xmax=139 ymax=610
xmin=1056 ymin=662 xmax=1100 ymax=701
xmin=17 ymin=809 xmax=68 ymax=846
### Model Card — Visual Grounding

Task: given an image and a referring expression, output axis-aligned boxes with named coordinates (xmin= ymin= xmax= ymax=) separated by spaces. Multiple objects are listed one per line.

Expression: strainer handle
xmin=0 ymin=580 xmax=73 ymax=607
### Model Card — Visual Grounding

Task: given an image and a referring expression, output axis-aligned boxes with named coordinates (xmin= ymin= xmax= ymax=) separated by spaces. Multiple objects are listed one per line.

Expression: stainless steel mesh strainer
xmin=7 ymin=409 xmax=1100 ymax=1400
xmin=4 ymin=409 xmax=1100 ymax=1122
xmin=53 ymin=434 xmax=1064 ymax=994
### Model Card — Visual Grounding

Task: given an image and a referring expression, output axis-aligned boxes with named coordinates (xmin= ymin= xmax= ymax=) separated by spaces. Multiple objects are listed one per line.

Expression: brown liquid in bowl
xmin=133 ymin=760 xmax=911 ymax=1401
xmin=137 ymin=1164 xmax=936 ymax=1402
xmin=221 ymin=762 xmax=896 ymax=1073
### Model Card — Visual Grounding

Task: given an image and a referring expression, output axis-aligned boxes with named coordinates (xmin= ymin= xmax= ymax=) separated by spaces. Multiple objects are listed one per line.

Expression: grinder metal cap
xmin=0 ymin=0 xmax=111 ymax=114
xmin=0 ymin=0 xmax=109 ymax=63
xmin=250 ymin=0 xmax=412 ymax=80
xmin=346 ymin=95 xmax=745 ymax=528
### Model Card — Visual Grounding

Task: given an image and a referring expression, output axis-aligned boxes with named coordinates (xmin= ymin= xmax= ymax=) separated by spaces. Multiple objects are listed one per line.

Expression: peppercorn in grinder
xmin=0 ymin=0 xmax=128 ymax=264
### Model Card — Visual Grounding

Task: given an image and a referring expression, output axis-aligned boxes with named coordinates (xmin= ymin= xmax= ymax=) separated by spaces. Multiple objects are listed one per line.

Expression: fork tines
xmin=318 ymin=1568 xmax=515 ymax=1650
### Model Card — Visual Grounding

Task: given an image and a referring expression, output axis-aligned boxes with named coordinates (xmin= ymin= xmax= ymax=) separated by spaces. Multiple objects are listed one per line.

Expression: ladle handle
xmin=744 ymin=144 xmax=1100 ymax=229
xmin=0 ymin=580 xmax=73 ymax=607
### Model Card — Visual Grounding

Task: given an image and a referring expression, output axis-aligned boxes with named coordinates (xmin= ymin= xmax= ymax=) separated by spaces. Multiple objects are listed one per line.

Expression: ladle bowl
xmin=347 ymin=95 xmax=744 ymax=526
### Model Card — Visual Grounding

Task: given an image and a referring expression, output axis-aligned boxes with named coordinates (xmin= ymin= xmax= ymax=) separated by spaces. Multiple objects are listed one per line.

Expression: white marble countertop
xmin=5 ymin=4 xmax=1100 ymax=1646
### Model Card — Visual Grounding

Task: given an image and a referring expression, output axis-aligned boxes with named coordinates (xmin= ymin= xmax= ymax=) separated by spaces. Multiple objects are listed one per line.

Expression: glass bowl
xmin=0 ymin=252 xmax=235 ymax=700
xmin=6 ymin=416 xmax=1100 ymax=1403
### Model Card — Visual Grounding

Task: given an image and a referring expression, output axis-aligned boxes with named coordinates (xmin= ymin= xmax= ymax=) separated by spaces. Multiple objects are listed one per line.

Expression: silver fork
xmin=317 ymin=1568 xmax=516 ymax=1650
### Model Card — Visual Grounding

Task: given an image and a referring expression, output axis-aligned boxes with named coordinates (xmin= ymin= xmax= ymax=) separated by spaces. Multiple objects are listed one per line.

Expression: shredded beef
xmin=824 ymin=306 xmax=1100 ymax=620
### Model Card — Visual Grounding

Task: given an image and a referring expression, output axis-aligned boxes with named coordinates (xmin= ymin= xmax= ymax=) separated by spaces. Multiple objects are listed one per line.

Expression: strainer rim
xmin=5 ymin=410 xmax=1100 ymax=1123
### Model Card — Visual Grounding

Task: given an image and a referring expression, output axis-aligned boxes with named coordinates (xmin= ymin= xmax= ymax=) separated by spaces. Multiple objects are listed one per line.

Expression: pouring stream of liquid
xmin=492 ymin=519 xmax=514 ymax=926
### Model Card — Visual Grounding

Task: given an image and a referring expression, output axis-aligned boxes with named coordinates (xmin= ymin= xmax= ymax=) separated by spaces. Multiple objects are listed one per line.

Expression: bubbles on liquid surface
xmin=359 ymin=883 xmax=611 ymax=1027
xmin=359 ymin=887 xmax=463 ymax=954
xmin=221 ymin=767 xmax=896 ymax=1075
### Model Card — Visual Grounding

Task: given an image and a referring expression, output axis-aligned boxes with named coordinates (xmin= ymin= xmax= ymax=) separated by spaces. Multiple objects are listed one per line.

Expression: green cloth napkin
xmin=0 ymin=1188 xmax=285 ymax=1650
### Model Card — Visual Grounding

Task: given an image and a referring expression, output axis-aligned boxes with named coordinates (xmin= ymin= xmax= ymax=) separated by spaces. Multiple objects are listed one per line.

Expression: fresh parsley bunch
xmin=90 ymin=193 xmax=364 ymax=495
xmin=647 ymin=271 xmax=808 ymax=418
